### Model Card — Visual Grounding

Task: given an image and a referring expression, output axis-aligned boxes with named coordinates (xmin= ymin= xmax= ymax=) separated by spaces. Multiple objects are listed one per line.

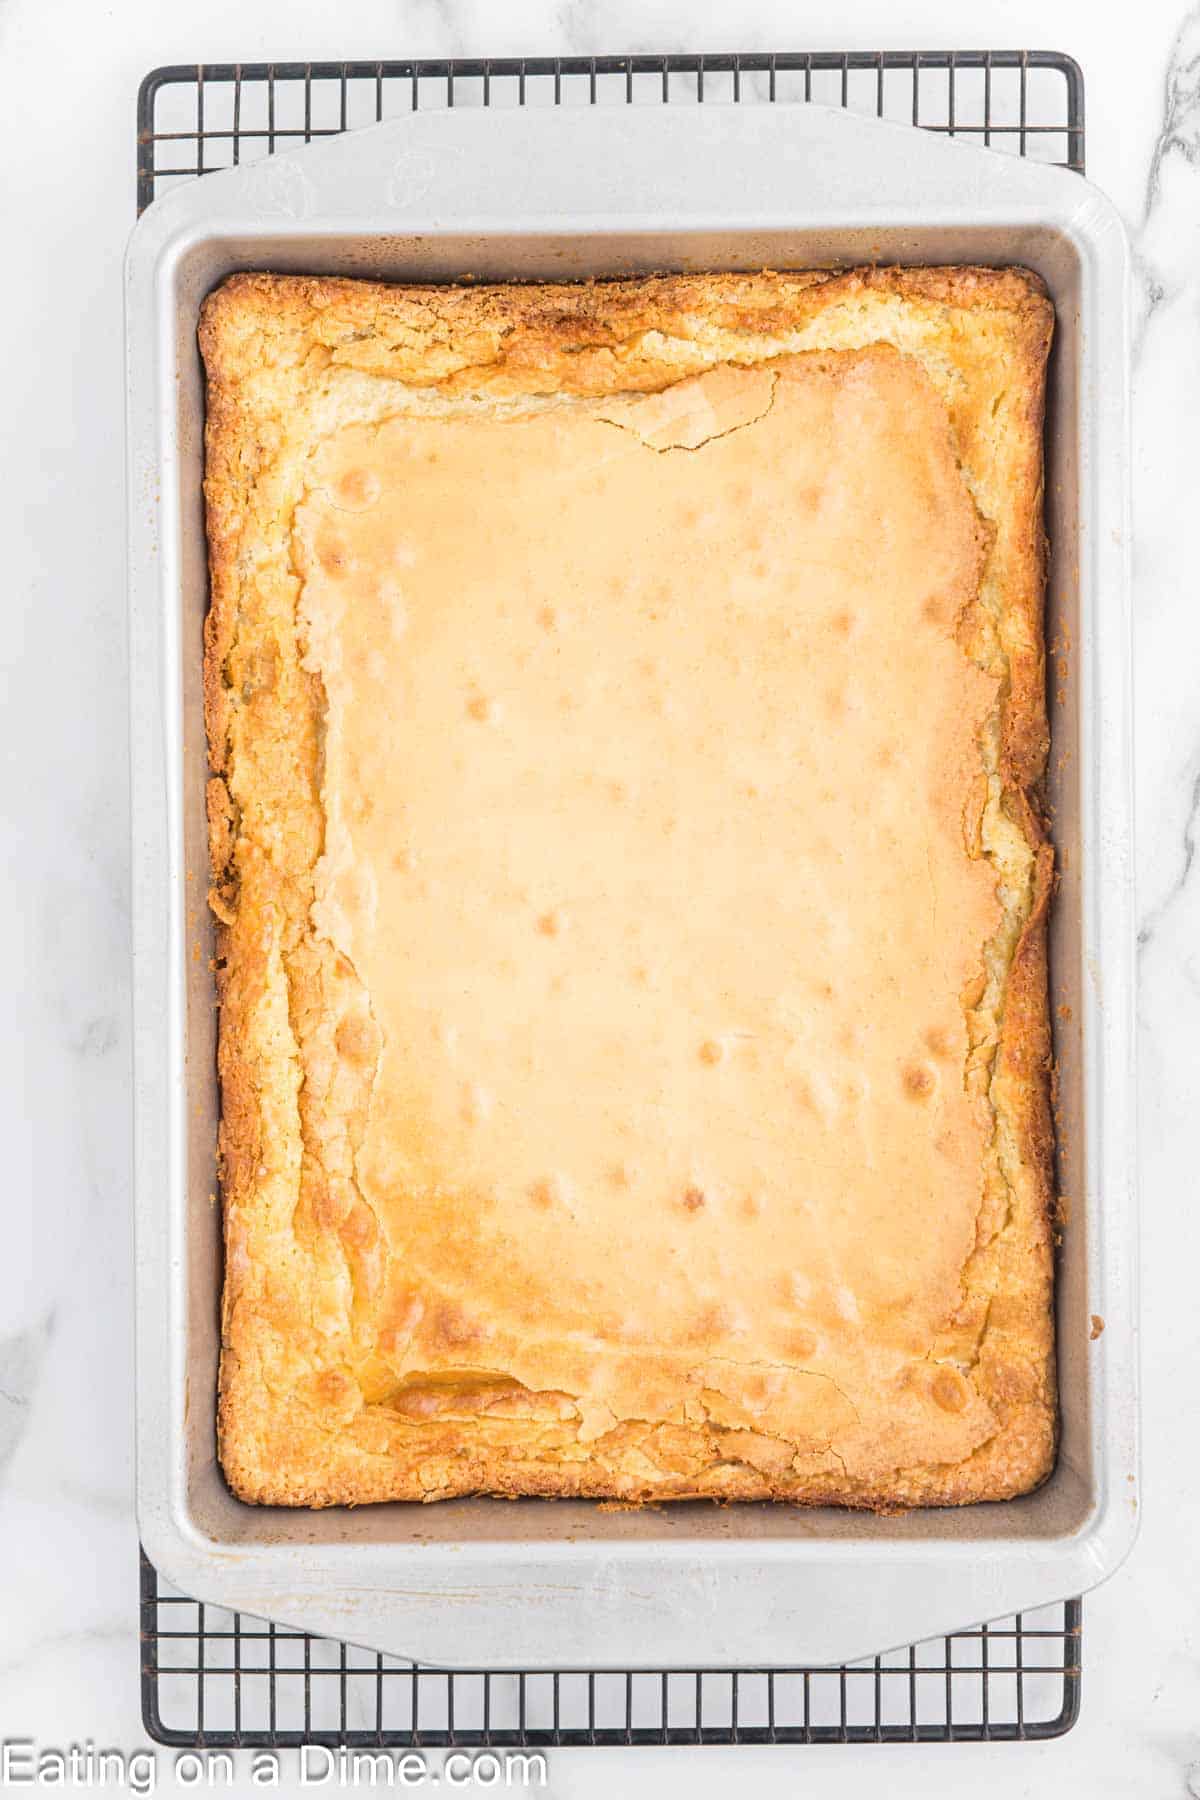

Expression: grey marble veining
xmin=0 ymin=1315 xmax=53 ymax=1478
xmin=1132 ymin=13 xmax=1200 ymax=978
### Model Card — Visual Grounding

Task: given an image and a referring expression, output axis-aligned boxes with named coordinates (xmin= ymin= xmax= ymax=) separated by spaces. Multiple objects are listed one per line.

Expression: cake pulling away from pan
xmin=200 ymin=266 xmax=1055 ymax=1509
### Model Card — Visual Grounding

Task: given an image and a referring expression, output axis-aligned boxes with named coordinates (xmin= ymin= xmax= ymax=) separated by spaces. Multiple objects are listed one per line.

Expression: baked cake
xmin=201 ymin=267 xmax=1056 ymax=1507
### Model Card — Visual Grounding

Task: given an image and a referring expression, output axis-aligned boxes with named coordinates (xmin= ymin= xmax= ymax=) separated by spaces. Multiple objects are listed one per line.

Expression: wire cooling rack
xmin=136 ymin=50 xmax=1086 ymax=1750
xmin=142 ymin=1555 xmax=1081 ymax=1749
xmin=137 ymin=50 xmax=1085 ymax=212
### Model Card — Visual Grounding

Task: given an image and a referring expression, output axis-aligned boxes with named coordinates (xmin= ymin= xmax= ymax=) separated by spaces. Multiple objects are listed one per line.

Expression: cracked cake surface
xmin=200 ymin=267 xmax=1056 ymax=1508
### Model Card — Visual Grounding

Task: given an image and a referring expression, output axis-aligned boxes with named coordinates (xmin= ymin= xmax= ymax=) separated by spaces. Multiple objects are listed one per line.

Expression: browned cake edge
xmin=200 ymin=267 xmax=1056 ymax=1509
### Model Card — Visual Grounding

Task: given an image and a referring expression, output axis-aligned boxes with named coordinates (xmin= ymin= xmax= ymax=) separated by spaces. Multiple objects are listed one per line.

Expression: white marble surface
xmin=1 ymin=0 xmax=1195 ymax=1790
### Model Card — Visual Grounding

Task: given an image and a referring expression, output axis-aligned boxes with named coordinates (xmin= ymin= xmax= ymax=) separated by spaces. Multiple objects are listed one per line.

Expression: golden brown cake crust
xmin=201 ymin=267 xmax=1056 ymax=1509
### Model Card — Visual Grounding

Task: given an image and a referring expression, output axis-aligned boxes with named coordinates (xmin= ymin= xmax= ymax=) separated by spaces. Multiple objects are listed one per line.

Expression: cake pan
xmin=126 ymin=99 xmax=1136 ymax=1669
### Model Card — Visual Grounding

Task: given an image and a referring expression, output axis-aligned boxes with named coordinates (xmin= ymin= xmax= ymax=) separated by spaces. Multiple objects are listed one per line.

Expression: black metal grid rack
xmin=137 ymin=51 xmax=1085 ymax=212
xmin=143 ymin=1554 xmax=1081 ymax=1749
xmin=137 ymin=50 xmax=1085 ymax=1750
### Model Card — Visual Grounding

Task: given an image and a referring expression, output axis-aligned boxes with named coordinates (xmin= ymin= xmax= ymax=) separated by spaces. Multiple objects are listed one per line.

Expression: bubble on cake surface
xmin=334 ymin=1010 xmax=377 ymax=1065
xmin=335 ymin=467 xmax=382 ymax=511
xmin=781 ymin=1326 xmax=818 ymax=1361
xmin=902 ymin=1061 xmax=937 ymax=1101
xmin=931 ymin=1367 xmax=969 ymax=1414
xmin=529 ymin=1173 xmax=573 ymax=1211
xmin=316 ymin=531 xmax=355 ymax=578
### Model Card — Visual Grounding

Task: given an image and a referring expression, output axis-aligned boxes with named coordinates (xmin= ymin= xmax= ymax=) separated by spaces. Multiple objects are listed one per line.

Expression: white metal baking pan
xmin=126 ymin=99 xmax=1136 ymax=1669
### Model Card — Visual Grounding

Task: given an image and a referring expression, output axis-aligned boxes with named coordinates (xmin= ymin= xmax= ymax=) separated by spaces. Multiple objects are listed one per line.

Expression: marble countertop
xmin=2 ymin=0 xmax=1193 ymax=1791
